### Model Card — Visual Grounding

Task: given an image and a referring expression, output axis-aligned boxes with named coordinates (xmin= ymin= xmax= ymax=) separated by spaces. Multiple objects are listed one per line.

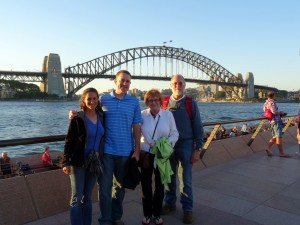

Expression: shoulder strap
xmin=185 ymin=96 xmax=193 ymax=120
xmin=162 ymin=95 xmax=193 ymax=120
xmin=162 ymin=96 xmax=170 ymax=110
xmin=151 ymin=115 xmax=160 ymax=139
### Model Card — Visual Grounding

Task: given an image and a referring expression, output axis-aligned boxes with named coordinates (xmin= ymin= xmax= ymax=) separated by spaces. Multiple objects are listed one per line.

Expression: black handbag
xmin=83 ymin=114 xmax=103 ymax=176
xmin=84 ymin=151 xmax=103 ymax=176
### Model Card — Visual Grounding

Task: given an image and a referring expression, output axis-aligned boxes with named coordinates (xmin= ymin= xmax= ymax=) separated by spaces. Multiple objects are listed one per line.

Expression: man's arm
xmin=191 ymin=100 xmax=204 ymax=164
xmin=132 ymin=123 xmax=141 ymax=161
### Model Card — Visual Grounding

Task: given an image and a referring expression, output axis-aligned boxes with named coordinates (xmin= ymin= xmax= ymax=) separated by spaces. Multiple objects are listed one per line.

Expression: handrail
xmin=0 ymin=135 xmax=66 ymax=147
xmin=202 ymin=117 xmax=268 ymax=127
xmin=0 ymin=115 xmax=297 ymax=148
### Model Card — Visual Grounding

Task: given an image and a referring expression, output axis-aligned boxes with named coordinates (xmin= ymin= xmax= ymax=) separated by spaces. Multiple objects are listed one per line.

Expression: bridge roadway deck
xmin=24 ymin=143 xmax=300 ymax=225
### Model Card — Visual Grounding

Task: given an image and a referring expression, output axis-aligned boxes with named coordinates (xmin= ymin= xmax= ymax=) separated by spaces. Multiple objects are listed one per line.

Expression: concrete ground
xmin=24 ymin=143 xmax=300 ymax=225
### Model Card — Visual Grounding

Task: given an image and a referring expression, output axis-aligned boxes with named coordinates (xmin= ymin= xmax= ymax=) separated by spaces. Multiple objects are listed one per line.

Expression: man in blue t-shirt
xmin=98 ymin=70 xmax=142 ymax=225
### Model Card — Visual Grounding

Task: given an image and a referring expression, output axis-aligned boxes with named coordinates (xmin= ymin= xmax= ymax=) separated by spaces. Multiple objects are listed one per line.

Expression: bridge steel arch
xmin=64 ymin=46 xmax=244 ymax=98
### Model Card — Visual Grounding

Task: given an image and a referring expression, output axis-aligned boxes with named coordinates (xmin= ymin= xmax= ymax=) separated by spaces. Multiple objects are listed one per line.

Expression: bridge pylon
xmin=245 ymin=72 xmax=254 ymax=98
xmin=41 ymin=53 xmax=65 ymax=97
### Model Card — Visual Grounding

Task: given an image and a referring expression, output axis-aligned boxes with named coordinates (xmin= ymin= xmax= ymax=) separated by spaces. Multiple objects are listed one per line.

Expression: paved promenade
xmin=24 ymin=143 xmax=300 ymax=225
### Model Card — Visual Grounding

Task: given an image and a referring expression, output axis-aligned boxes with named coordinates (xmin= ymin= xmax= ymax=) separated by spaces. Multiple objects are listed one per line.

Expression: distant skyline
xmin=1 ymin=0 xmax=299 ymax=93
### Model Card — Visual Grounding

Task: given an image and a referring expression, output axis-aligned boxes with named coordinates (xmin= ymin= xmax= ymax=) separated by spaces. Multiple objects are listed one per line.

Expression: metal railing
xmin=0 ymin=115 xmax=297 ymax=159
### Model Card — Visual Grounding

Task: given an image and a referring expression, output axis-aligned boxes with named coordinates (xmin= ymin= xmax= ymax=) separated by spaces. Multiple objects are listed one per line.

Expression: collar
xmin=110 ymin=90 xmax=128 ymax=100
xmin=145 ymin=108 xmax=162 ymax=118
xmin=170 ymin=95 xmax=186 ymax=102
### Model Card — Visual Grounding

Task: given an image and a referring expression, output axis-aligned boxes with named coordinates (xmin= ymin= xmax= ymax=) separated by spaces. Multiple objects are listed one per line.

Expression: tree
xmin=0 ymin=80 xmax=60 ymax=99
xmin=185 ymin=88 xmax=199 ymax=100
xmin=161 ymin=88 xmax=172 ymax=96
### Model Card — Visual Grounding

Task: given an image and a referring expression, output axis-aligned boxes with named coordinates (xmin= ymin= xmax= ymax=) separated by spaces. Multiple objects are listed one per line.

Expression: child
xmin=42 ymin=146 xmax=53 ymax=166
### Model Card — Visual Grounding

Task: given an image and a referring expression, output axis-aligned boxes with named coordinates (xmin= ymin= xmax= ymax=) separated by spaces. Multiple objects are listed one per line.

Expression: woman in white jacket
xmin=140 ymin=89 xmax=179 ymax=225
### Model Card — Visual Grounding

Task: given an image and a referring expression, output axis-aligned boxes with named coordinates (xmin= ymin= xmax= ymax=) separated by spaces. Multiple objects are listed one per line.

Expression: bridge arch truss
xmin=64 ymin=46 xmax=244 ymax=98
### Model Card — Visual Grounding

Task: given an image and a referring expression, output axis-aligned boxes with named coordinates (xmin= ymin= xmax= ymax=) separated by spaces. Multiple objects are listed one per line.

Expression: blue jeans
xmin=98 ymin=153 xmax=129 ymax=225
xmin=164 ymin=140 xmax=194 ymax=212
xmin=69 ymin=166 xmax=97 ymax=225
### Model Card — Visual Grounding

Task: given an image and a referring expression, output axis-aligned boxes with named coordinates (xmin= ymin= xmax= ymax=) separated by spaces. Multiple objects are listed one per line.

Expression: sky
xmin=1 ymin=0 xmax=299 ymax=94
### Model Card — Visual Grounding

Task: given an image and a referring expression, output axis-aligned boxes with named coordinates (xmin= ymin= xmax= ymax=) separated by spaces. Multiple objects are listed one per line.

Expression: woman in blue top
xmin=63 ymin=87 xmax=105 ymax=225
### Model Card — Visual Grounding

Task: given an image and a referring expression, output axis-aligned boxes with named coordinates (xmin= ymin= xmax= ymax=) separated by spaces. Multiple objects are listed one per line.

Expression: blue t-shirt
xmin=84 ymin=115 xmax=104 ymax=156
xmin=100 ymin=92 xmax=142 ymax=156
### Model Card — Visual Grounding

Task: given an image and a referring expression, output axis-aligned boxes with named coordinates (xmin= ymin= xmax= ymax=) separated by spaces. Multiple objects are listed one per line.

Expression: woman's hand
xmin=63 ymin=166 xmax=71 ymax=175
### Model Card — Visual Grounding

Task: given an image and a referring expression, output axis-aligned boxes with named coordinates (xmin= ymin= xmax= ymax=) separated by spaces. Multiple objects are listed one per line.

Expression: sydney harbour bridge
xmin=0 ymin=46 xmax=278 ymax=100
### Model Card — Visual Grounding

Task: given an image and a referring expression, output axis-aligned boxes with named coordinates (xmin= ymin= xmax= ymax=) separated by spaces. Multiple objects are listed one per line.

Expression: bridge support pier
xmin=40 ymin=53 xmax=65 ymax=97
xmin=245 ymin=72 xmax=254 ymax=98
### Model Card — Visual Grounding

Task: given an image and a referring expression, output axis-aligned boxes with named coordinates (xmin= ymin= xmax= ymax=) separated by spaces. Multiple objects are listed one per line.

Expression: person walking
xmin=161 ymin=74 xmax=204 ymax=224
xmin=63 ymin=87 xmax=105 ymax=225
xmin=263 ymin=91 xmax=290 ymax=157
xmin=140 ymin=89 xmax=179 ymax=225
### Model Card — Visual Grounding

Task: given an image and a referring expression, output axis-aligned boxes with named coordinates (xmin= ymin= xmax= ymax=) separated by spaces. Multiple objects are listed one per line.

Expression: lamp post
xmin=163 ymin=40 xmax=173 ymax=46
xmin=162 ymin=40 xmax=174 ymax=76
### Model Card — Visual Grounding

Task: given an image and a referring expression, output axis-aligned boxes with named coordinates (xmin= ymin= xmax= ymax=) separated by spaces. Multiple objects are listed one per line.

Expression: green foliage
xmin=185 ymin=88 xmax=199 ymax=99
xmin=276 ymin=90 xmax=288 ymax=99
xmin=0 ymin=79 xmax=59 ymax=99
xmin=161 ymin=88 xmax=172 ymax=96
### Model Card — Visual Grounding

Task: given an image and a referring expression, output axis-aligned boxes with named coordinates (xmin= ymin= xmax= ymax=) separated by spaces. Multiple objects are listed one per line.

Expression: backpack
xmin=162 ymin=96 xmax=193 ymax=120
xmin=264 ymin=108 xmax=273 ymax=122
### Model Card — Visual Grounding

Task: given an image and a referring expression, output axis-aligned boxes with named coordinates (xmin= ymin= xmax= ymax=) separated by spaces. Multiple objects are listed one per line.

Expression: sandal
xmin=142 ymin=216 xmax=151 ymax=225
xmin=265 ymin=149 xmax=273 ymax=157
xmin=279 ymin=154 xmax=291 ymax=158
xmin=154 ymin=216 xmax=164 ymax=225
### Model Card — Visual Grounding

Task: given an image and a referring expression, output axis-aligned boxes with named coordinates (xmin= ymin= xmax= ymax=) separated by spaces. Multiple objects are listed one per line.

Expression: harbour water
xmin=0 ymin=100 xmax=299 ymax=157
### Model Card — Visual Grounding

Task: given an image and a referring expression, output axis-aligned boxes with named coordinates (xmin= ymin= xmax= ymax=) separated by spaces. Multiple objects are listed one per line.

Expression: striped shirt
xmin=100 ymin=92 xmax=142 ymax=156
